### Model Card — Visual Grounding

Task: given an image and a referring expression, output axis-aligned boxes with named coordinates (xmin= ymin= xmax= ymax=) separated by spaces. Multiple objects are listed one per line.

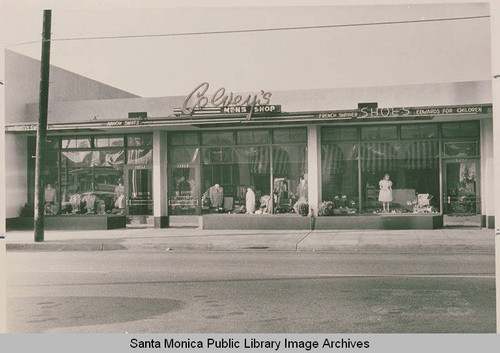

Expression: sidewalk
xmin=3 ymin=226 xmax=495 ymax=253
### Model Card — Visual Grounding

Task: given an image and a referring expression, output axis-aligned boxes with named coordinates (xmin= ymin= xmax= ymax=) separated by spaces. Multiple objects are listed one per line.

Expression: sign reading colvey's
xmin=182 ymin=82 xmax=273 ymax=119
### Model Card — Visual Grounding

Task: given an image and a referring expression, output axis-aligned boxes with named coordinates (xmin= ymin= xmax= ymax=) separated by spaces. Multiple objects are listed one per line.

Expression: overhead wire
xmin=4 ymin=14 xmax=490 ymax=48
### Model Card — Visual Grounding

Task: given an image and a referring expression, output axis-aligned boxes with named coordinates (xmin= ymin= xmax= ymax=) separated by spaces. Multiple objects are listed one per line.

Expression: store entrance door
xmin=443 ymin=159 xmax=480 ymax=226
xmin=125 ymin=166 xmax=153 ymax=224
xmin=168 ymin=164 xmax=200 ymax=215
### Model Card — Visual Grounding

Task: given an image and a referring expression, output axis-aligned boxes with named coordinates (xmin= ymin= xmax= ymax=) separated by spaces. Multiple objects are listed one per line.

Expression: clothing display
xmin=297 ymin=179 xmax=308 ymax=201
xmin=114 ymin=183 xmax=125 ymax=209
xmin=44 ymin=185 xmax=57 ymax=203
xmin=82 ymin=193 xmax=97 ymax=212
xmin=259 ymin=195 xmax=271 ymax=214
xmin=378 ymin=179 xmax=393 ymax=202
xmin=209 ymin=184 xmax=224 ymax=208
xmin=114 ymin=194 xmax=125 ymax=209
xmin=246 ymin=188 xmax=256 ymax=214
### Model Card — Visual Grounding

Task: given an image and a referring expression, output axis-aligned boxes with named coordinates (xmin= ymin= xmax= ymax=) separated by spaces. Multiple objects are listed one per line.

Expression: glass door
xmin=168 ymin=165 xmax=200 ymax=215
xmin=443 ymin=159 xmax=480 ymax=215
xmin=125 ymin=167 xmax=153 ymax=215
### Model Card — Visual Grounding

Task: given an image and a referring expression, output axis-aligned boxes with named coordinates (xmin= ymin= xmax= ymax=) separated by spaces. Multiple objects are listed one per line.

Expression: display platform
xmin=314 ymin=214 xmax=443 ymax=230
xmin=201 ymin=214 xmax=443 ymax=230
xmin=201 ymin=214 xmax=312 ymax=230
xmin=6 ymin=215 xmax=127 ymax=230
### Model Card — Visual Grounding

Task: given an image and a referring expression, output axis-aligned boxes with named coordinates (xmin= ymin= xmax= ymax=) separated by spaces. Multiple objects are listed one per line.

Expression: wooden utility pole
xmin=34 ymin=9 xmax=52 ymax=242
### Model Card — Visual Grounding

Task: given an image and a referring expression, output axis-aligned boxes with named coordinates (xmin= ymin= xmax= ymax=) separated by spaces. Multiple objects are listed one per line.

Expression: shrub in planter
xmin=293 ymin=200 xmax=309 ymax=216
xmin=318 ymin=201 xmax=334 ymax=216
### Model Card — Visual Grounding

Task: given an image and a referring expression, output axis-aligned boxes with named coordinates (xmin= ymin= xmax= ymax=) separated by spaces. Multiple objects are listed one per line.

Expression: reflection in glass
xmin=60 ymin=150 xmax=125 ymax=215
xmin=321 ymin=143 xmax=358 ymax=214
xmin=169 ymin=167 xmax=198 ymax=215
xmin=273 ymin=145 xmax=308 ymax=214
xmin=201 ymin=146 xmax=271 ymax=214
xmin=128 ymin=169 xmax=153 ymax=215
xmin=443 ymin=142 xmax=478 ymax=157
xmin=91 ymin=150 xmax=125 ymax=167
xmin=127 ymin=135 xmax=153 ymax=147
xmin=361 ymin=141 xmax=439 ymax=214
xmin=445 ymin=161 xmax=479 ymax=214
xmin=127 ymin=149 xmax=152 ymax=164
xmin=61 ymin=138 xmax=91 ymax=149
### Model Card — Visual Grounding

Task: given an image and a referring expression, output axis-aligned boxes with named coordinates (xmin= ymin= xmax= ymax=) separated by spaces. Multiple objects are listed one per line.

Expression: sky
xmin=0 ymin=0 xmax=493 ymax=98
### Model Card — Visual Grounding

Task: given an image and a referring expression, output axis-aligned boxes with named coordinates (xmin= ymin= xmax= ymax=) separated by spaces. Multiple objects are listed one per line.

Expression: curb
xmin=6 ymin=243 xmax=127 ymax=252
xmin=5 ymin=242 xmax=495 ymax=253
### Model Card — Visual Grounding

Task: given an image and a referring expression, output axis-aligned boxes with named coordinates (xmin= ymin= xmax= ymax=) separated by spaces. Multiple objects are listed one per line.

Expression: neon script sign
xmin=182 ymin=82 xmax=273 ymax=118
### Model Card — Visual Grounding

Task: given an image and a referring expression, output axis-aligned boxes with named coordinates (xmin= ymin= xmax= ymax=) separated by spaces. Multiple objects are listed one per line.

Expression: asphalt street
xmin=5 ymin=250 xmax=495 ymax=333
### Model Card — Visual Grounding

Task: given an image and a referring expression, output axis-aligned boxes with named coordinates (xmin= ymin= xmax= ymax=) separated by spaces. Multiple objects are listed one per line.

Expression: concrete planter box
xmin=314 ymin=214 xmax=443 ymax=230
xmin=200 ymin=213 xmax=443 ymax=230
xmin=7 ymin=215 xmax=126 ymax=230
xmin=201 ymin=214 xmax=311 ymax=230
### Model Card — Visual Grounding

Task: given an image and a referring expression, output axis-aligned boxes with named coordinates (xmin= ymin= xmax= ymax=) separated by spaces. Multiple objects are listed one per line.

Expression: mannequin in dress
xmin=378 ymin=173 xmax=393 ymax=212
xmin=114 ymin=181 xmax=125 ymax=211
xmin=245 ymin=187 xmax=256 ymax=214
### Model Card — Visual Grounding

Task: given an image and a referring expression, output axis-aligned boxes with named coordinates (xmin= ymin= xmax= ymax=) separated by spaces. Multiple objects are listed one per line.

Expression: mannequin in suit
xmin=209 ymin=183 xmax=224 ymax=208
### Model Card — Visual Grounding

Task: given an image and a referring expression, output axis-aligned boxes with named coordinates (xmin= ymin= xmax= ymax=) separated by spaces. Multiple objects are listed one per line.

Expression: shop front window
xmin=60 ymin=149 xmax=126 ymax=215
xmin=201 ymin=146 xmax=270 ymax=214
xmin=169 ymin=128 xmax=307 ymax=215
xmin=321 ymin=143 xmax=358 ymax=215
xmin=360 ymin=140 xmax=439 ymax=214
xmin=273 ymin=145 xmax=308 ymax=214
xmin=42 ymin=151 xmax=60 ymax=215
xmin=321 ymin=125 xmax=441 ymax=216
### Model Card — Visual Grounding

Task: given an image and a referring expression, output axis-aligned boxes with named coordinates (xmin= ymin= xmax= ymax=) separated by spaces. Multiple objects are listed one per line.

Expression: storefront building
xmin=4 ymin=52 xmax=495 ymax=230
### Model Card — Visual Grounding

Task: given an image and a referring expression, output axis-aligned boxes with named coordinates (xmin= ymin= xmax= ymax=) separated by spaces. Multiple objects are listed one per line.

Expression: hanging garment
xmin=297 ymin=180 xmax=308 ymax=201
xmin=44 ymin=186 xmax=56 ymax=203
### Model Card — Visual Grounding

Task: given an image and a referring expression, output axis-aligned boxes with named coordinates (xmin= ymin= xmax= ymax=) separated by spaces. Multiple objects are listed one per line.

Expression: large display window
xmin=321 ymin=124 xmax=442 ymax=215
xmin=27 ymin=134 xmax=153 ymax=217
xmin=168 ymin=128 xmax=308 ymax=215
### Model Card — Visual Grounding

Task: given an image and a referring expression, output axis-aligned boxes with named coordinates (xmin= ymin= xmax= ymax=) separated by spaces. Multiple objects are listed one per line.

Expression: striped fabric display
xmin=272 ymin=147 xmax=291 ymax=176
xmin=322 ymin=144 xmax=345 ymax=176
xmin=405 ymin=141 xmax=439 ymax=170
xmin=250 ymin=146 xmax=270 ymax=174
xmin=360 ymin=142 xmax=398 ymax=172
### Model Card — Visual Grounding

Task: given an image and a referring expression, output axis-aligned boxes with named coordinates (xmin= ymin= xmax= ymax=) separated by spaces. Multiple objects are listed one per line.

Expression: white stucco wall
xmin=18 ymin=80 xmax=493 ymax=125
xmin=4 ymin=134 xmax=27 ymax=218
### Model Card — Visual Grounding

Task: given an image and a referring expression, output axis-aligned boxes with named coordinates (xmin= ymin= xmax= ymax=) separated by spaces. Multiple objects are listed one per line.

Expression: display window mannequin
xmin=245 ymin=187 xmax=256 ymax=214
xmin=378 ymin=173 xmax=393 ymax=212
